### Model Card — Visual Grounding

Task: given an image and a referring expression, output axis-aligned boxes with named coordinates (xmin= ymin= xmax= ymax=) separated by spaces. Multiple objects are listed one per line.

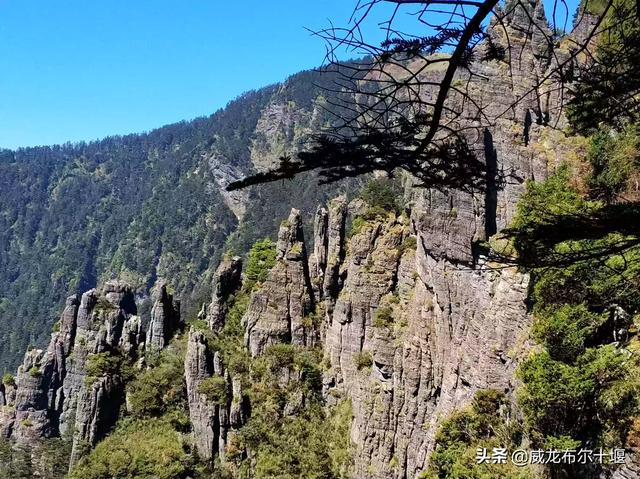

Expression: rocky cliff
xmin=0 ymin=280 xmax=181 ymax=471
xmin=2 ymin=1 xmax=633 ymax=478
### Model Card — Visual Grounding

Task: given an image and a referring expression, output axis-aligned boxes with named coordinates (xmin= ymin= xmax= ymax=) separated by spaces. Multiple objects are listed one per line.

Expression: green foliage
xmin=512 ymin=164 xmax=597 ymax=232
xmin=531 ymin=234 xmax=640 ymax=312
xmin=127 ymin=338 xmax=187 ymax=418
xmin=512 ymin=163 xmax=640 ymax=466
xmin=226 ymin=342 xmax=352 ymax=479
xmin=0 ymin=438 xmax=70 ymax=479
xmin=212 ymin=291 xmax=251 ymax=376
xmin=353 ymin=351 xmax=373 ymax=370
xmin=423 ymin=390 xmax=531 ymax=479
xmin=212 ymin=237 xmax=279 ymax=377
xmin=85 ymin=351 xmax=131 ymax=386
xmin=197 ymin=376 xmax=228 ymax=406
xmin=243 ymin=238 xmax=277 ymax=291
xmin=326 ymin=400 xmax=354 ymax=479
xmin=531 ymin=304 xmax=606 ymax=362
xmin=398 ymin=236 xmax=417 ymax=254
xmin=517 ymin=351 xmax=595 ymax=441
xmin=586 ymin=125 xmax=639 ymax=202
xmin=28 ymin=366 xmax=41 ymax=378
xmin=68 ymin=418 xmax=195 ymax=479
xmin=568 ymin=0 xmax=640 ymax=131
xmin=359 ymin=178 xmax=401 ymax=214
xmin=2 ymin=372 xmax=15 ymax=386
xmin=0 ymin=69 xmax=350 ymax=371
xmin=347 ymin=216 xmax=367 ymax=238
xmin=373 ymin=305 xmax=394 ymax=328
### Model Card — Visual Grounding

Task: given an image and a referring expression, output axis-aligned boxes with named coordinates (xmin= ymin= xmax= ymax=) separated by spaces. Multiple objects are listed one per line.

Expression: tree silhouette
xmin=227 ymin=0 xmax=622 ymax=192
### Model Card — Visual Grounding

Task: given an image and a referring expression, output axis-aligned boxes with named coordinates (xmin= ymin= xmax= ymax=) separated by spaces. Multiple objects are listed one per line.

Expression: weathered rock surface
xmin=612 ymin=455 xmax=640 ymax=479
xmin=185 ymin=328 xmax=219 ymax=463
xmin=147 ymin=282 xmax=181 ymax=351
xmin=207 ymin=256 xmax=243 ymax=333
xmin=322 ymin=195 xmax=348 ymax=301
xmin=244 ymin=209 xmax=316 ymax=357
xmin=184 ymin=327 xmax=242 ymax=464
xmin=0 ymin=280 xmax=171 ymax=470
xmin=4 ymin=2 xmax=632 ymax=478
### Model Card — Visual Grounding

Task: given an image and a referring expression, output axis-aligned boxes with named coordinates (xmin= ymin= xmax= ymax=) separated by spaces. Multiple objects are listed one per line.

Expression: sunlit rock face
xmin=0 ymin=280 xmax=179 ymax=469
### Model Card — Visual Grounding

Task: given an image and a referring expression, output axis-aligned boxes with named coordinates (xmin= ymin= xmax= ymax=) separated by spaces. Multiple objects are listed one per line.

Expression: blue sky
xmin=0 ymin=0 xmax=579 ymax=149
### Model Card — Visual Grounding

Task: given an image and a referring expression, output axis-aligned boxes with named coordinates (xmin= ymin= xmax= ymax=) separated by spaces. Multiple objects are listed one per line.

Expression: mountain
xmin=1 ymin=1 xmax=639 ymax=478
xmin=0 ymin=70 xmax=353 ymax=372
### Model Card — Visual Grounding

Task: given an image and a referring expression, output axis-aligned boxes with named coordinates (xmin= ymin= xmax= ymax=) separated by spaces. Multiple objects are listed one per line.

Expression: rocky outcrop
xmin=0 ymin=280 xmax=169 ymax=470
xmin=612 ymin=455 xmax=640 ymax=479
xmin=147 ymin=282 xmax=181 ymax=351
xmin=244 ymin=209 xmax=316 ymax=357
xmin=64 ymin=281 xmax=143 ymax=465
xmin=1 ymin=3 xmax=620 ymax=478
xmin=311 ymin=205 xmax=329 ymax=298
xmin=185 ymin=326 xmax=244 ymax=464
xmin=185 ymin=329 xmax=219 ymax=463
xmin=207 ymin=256 xmax=243 ymax=333
xmin=322 ymin=195 xmax=348 ymax=301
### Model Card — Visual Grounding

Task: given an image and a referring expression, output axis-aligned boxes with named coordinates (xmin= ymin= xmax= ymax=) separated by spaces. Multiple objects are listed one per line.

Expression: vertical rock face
xmin=244 ymin=208 xmax=315 ymax=357
xmin=185 ymin=329 xmax=219 ymax=463
xmin=311 ymin=206 xmax=329 ymax=298
xmin=0 ymin=280 xmax=158 ymax=469
xmin=0 ymin=294 xmax=80 ymax=444
xmin=322 ymin=195 xmax=348 ymax=301
xmin=310 ymin=197 xmax=532 ymax=479
xmin=207 ymin=256 xmax=243 ymax=333
xmin=147 ymin=282 xmax=181 ymax=351
xmin=65 ymin=281 xmax=143 ymax=466
xmin=185 ymin=327 xmax=241 ymax=464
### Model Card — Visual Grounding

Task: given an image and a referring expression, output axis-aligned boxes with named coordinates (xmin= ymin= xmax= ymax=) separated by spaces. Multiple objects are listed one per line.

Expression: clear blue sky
xmin=0 ymin=0 xmax=578 ymax=149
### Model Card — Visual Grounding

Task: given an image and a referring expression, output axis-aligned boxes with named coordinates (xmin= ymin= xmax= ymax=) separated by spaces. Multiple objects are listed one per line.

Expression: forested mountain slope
xmin=0 ymin=70 xmax=351 ymax=371
xmin=1 ymin=0 xmax=639 ymax=478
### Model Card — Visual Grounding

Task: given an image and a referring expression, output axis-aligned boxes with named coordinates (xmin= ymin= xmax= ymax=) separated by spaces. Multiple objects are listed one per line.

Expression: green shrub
xmin=93 ymin=298 xmax=118 ymax=314
xmin=373 ymin=306 xmax=394 ymax=328
xmin=85 ymin=351 xmax=130 ymax=386
xmin=264 ymin=344 xmax=296 ymax=369
xmin=348 ymin=217 xmax=367 ymax=238
xmin=517 ymin=351 xmax=594 ymax=442
xmin=398 ymin=236 xmax=417 ymax=254
xmin=2 ymin=373 xmax=15 ymax=386
xmin=586 ymin=125 xmax=638 ymax=202
xmin=127 ymin=341 xmax=186 ymax=418
xmin=86 ymin=352 xmax=122 ymax=377
xmin=68 ymin=419 xmax=195 ymax=479
xmin=512 ymin=164 xmax=597 ymax=231
xmin=197 ymin=376 xmax=228 ymax=405
xmin=27 ymin=367 xmax=41 ymax=378
xmin=359 ymin=178 xmax=401 ymax=214
xmin=353 ymin=351 xmax=373 ymax=370
xmin=532 ymin=304 xmax=606 ymax=363
xmin=423 ymin=390 xmax=529 ymax=479
xmin=244 ymin=238 xmax=277 ymax=290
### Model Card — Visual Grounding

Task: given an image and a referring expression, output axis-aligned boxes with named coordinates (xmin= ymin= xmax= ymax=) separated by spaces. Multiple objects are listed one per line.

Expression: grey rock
xmin=244 ymin=209 xmax=315 ymax=357
xmin=147 ymin=282 xmax=181 ymax=351
xmin=207 ymin=256 xmax=243 ymax=333
xmin=184 ymin=328 xmax=221 ymax=463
